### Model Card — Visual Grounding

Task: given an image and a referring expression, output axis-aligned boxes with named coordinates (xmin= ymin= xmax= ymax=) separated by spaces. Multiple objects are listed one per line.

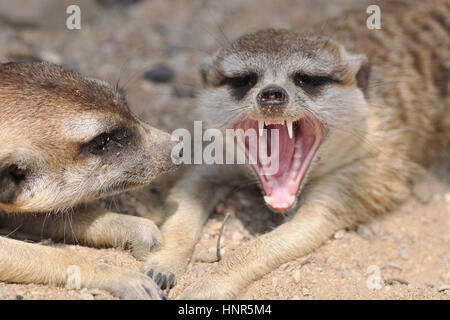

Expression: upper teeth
xmin=258 ymin=120 xmax=264 ymax=136
xmin=287 ymin=120 xmax=293 ymax=139
xmin=258 ymin=120 xmax=294 ymax=139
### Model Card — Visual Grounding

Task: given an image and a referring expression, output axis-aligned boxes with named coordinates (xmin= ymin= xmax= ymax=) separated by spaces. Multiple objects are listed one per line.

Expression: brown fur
xmin=0 ymin=62 xmax=179 ymax=299
xmin=143 ymin=0 xmax=449 ymax=299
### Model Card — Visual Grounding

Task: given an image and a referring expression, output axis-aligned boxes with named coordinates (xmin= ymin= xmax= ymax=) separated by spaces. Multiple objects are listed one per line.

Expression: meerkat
xmin=0 ymin=61 xmax=180 ymax=299
xmin=142 ymin=0 xmax=449 ymax=299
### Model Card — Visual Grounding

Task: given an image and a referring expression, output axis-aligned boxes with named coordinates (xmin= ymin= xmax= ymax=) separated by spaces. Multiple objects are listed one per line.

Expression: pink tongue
xmin=258 ymin=124 xmax=297 ymax=210
xmin=235 ymin=119 xmax=299 ymax=211
xmin=260 ymin=124 xmax=295 ymax=176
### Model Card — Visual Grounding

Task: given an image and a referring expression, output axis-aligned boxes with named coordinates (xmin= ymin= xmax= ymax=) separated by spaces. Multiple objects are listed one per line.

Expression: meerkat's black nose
xmin=257 ymin=85 xmax=289 ymax=108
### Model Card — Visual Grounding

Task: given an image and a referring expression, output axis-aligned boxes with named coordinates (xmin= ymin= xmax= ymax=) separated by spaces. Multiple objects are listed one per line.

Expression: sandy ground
xmin=0 ymin=0 xmax=448 ymax=300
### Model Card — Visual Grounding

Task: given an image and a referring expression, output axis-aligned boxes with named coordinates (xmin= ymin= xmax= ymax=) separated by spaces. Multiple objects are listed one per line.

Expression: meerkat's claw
xmin=99 ymin=266 xmax=166 ymax=300
xmin=148 ymin=270 xmax=176 ymax=290
xmin=166 ymin=273 xmax=176 ymax=289
xmin=143 ymin=252 xmax=188 ymax=290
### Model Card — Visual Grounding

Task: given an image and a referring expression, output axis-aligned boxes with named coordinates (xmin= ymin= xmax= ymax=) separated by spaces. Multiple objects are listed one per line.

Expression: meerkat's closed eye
xmin=292 ymin=73 xmax=338 ymax=95
xmin=81 ymin=128 xmax=134 ymax=156
xmin=220 ymin=73 xmax=258 ymax=100
xmin=293 ymin=73 xmax=337 ymax=87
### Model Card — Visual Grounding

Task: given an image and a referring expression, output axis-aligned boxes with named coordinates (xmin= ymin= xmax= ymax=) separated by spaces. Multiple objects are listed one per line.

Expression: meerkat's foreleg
xmin=0 ymin=205 xmax=162 ymax=261
xmin=142 ymin=166 xmax=233 ymax=289
xmin=0 ymin=236 xmax=164 ymax=299
xmin=178 ymin=202 xmax=341 ymax=299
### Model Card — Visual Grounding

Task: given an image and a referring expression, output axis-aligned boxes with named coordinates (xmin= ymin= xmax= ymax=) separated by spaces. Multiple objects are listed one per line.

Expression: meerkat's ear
xmin=0 ymin=160 xmax=29 ymax=204
xmin=345 ymin=51 xmax=371 ymax=94
xmin=353 ymin=54 xmax=371 ymax=94
xmin=201 ymin=51 xmax=219 ymax=83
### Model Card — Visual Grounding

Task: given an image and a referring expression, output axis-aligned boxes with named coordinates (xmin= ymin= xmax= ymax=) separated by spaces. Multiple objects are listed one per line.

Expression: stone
xmin=143 ymin=64 xmax=175 ymax=83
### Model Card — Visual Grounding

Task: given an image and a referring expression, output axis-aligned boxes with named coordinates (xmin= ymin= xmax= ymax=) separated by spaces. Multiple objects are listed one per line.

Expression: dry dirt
xmin=0 ymin=0 xmax=448 ymax=300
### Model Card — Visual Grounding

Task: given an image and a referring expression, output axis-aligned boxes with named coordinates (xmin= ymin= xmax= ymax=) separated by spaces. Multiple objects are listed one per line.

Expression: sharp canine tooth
xmin=287 ymin=120 xmax=293 ymax=139
xmin=258 ymin=120 xmax=264 ymax=136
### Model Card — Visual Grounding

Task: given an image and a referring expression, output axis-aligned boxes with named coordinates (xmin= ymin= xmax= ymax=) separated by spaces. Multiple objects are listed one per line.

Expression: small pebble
xmin=334 ymin=229 xmax=346 ymax=239
xmin=292 ymin=270 xmax=301 ymax=284
xmin=445 ymin=192 xmax=450 ymax=203
xmin=272 ymin=278 xmax=278 ymax=287
xmin=39 ymin=51 xmax=62 ymax=65
xmin=302 ymin=288 xmax=311 ymax=296
xmin=438 ymin=285 xmax=450 ymax=292
xmin=400 ymin=248 xmax=409 ymax=260
xmin=280 ymin=262 xmax=290 ymax=271
xmin=195 ymin=247 xmax=218 ymax=263
xmin=80 ymin=292 xmax=95 ymax=300
xmin=341 ymin=269 xmax=352 ymax=279
xmin=356 ymin=223 xmax=379 ymax=240
xmin=96 ymin=0 xmax=144 ymax=8
xmin=143 ymin=64 xmax=175 ymax=83
xmin=232 ymin=232 xmax=243 ymax=243
xmin=89 ymin=289 xmax=104 ymax=296
xmin=197 ymin=267 xmax=205 ymax=278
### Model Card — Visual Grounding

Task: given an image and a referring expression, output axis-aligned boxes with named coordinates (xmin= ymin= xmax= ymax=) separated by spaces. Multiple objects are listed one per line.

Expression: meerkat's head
xmin=0 ymin=62 xmax=178 ymax=213
xmin=199 ymin=29 xmax=371 ymax=212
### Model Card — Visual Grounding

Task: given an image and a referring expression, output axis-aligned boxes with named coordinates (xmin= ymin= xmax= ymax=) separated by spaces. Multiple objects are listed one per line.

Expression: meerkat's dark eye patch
xmin=292 ymin=73 xmax=337 ymax=95
xmin=80 ymin=128 xmax=136 ymax=156
xmin=220 ymin=73 xmax=258 ymax=100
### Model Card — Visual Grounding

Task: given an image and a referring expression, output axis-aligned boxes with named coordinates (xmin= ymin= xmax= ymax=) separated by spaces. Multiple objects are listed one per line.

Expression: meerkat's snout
xmin=139 ymin=124 xmax=181 ymax=173
xmin=257 ymin=85 xmax=289 ymax=110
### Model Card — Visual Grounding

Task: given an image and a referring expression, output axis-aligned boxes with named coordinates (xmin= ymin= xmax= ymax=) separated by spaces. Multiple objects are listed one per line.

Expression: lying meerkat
xmin=143 ymin=0 xmax=449 ymax=298
xmin=0 ymin=61 xmax=179 ymax=299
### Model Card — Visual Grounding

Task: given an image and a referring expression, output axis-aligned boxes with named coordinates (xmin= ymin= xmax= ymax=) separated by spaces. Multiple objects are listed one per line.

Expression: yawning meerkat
xmin=143 ymin=0 xmax=449 ymax=298
xmin=0 ymin=61 xmax=179 ymax=299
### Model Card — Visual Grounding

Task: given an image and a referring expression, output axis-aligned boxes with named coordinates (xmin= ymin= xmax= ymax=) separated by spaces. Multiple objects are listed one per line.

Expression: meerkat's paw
xmin=177 ymin=274 xmax=237 ymax=300
xmin=112 ymin=215 xmax=163 ymax=261
xmin=94 ymin=264 xmax=168 ymax=300
xmin=142 ymin=252 xmax=189 ymax=290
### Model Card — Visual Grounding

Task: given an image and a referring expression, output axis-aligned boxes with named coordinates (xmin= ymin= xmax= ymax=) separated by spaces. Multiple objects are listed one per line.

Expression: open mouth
xmin=235 ymin=117 xmax=323 ymax=212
